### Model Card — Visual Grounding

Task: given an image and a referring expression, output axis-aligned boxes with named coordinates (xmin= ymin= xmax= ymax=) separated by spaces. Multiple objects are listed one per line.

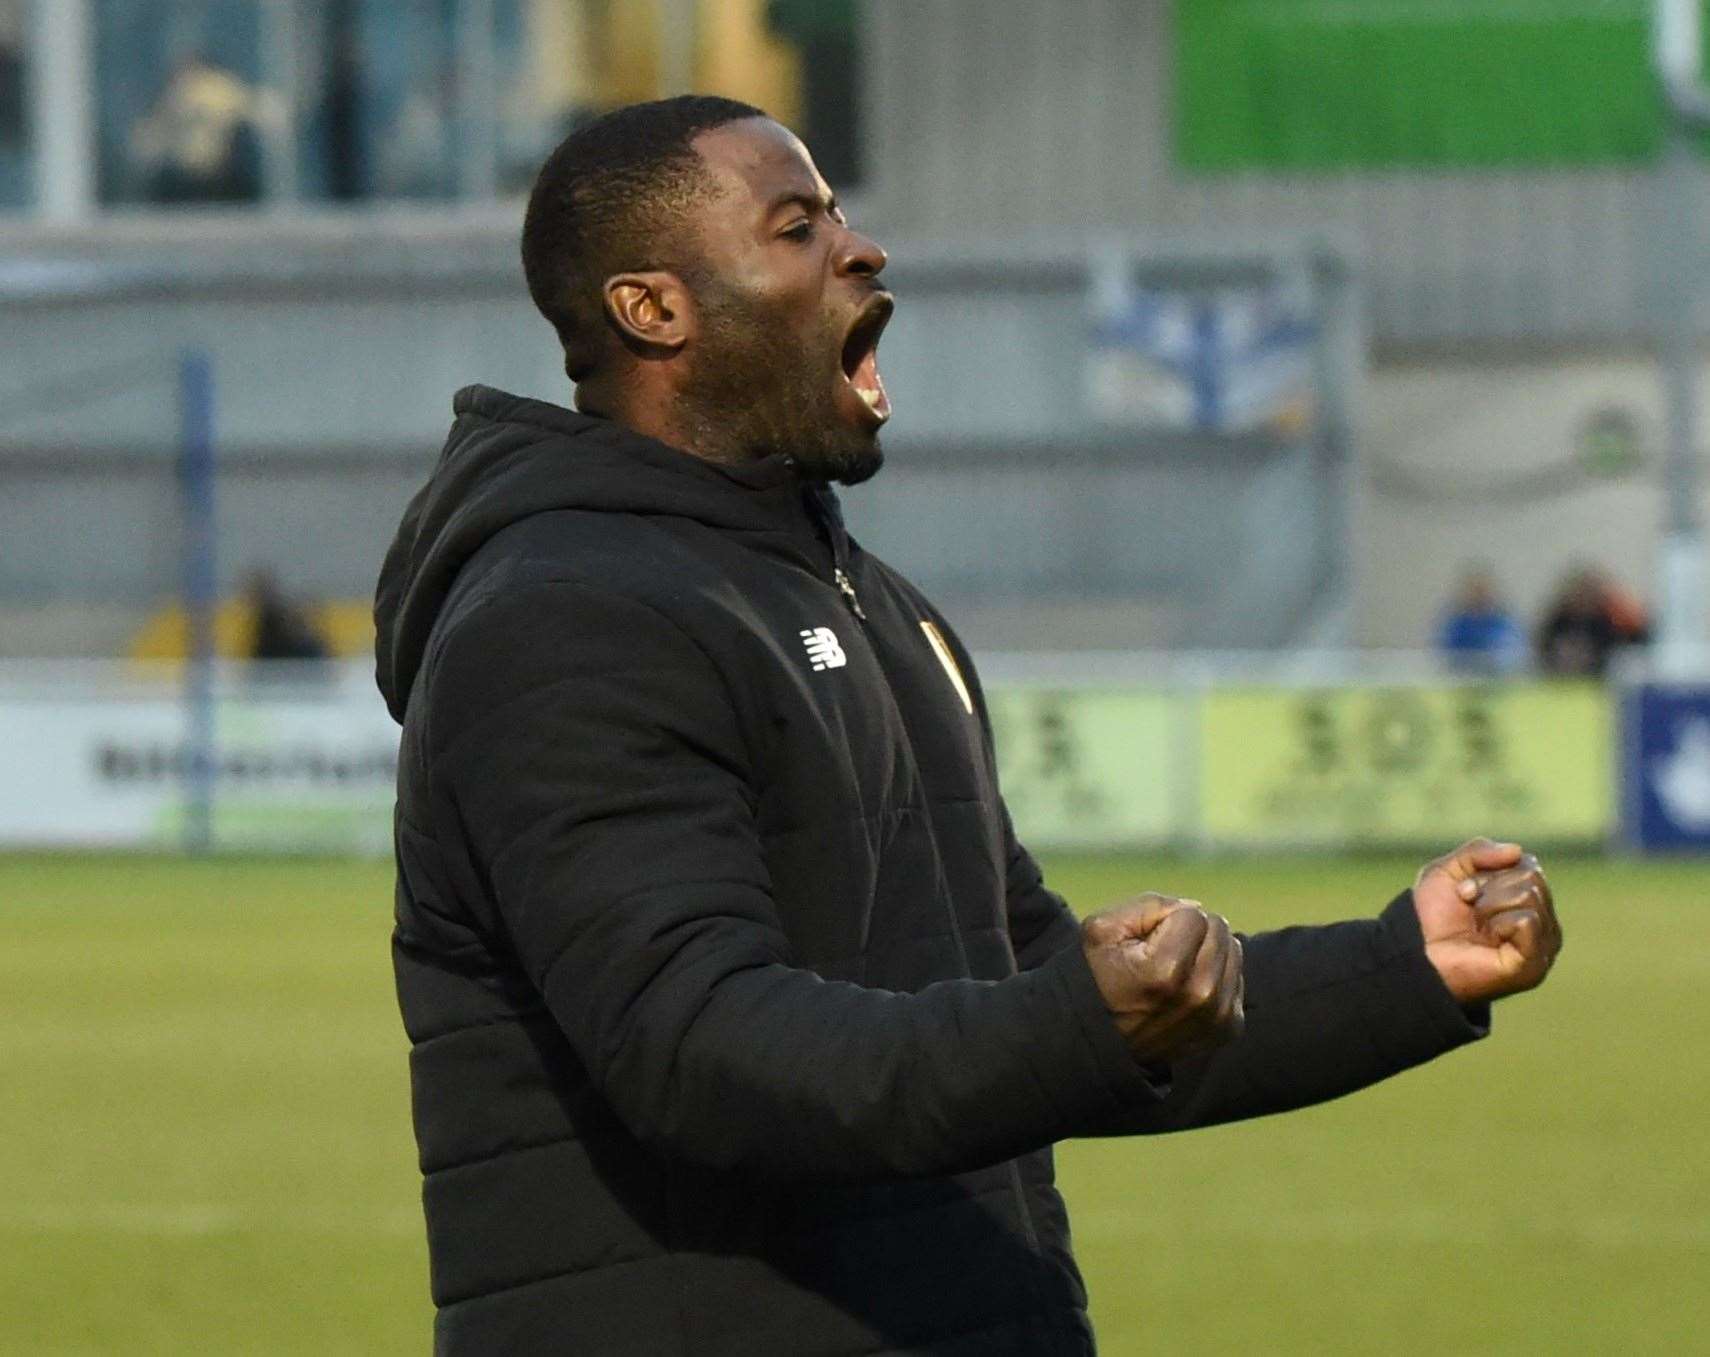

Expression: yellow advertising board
xmin=1201 ymin=682 xmax=1613 ymax=848
xmin=988 ymin=687 xmax=1185 ymax=849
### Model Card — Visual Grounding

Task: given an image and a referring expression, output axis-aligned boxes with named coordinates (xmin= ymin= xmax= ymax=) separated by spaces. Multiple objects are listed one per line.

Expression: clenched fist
xmin=1414 ymin=837 xmax=1562 ymax=1004
xmin=1080 ymin=894 xmax=1245 ymax=1065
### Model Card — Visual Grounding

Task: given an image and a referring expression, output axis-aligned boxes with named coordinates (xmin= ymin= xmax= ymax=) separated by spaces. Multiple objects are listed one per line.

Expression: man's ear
xmin=603 ymin=271 xmax=693 ymax=357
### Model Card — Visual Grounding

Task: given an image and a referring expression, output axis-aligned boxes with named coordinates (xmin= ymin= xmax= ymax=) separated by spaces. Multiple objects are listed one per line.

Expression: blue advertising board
xmin=1624 ymin=684 xmax=1710 ymax=851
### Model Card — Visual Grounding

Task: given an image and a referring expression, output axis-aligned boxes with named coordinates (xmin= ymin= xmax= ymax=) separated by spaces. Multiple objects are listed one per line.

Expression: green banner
xmin=1200 ymin=681 xmax=1613 ymax=846
xmin=1176 ymin=2 xmax=1692 ymax=171
xmin=988 ymin=687 xmax=1185 ymax=849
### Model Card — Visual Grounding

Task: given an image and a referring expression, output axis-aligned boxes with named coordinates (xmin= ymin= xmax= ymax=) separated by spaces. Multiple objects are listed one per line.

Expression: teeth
xmin=856 ymin=386 xmax=886 ymax=415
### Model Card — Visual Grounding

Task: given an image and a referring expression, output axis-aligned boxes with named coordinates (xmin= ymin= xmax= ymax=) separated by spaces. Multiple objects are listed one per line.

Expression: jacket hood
xmin=375 ymin=384 xmax=804 ymax=720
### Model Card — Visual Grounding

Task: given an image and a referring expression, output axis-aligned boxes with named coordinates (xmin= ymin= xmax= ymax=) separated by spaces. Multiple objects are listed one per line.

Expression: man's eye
xmin=781 ymin=221 xmax=814 ymax=242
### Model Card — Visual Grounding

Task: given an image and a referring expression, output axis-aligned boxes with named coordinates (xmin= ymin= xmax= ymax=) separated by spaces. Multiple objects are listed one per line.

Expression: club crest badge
xmin=919 ymin=620 xmax=974 ymax=715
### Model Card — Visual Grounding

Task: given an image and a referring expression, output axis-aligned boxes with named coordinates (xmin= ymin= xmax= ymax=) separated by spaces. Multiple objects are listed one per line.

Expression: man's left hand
xmin=1413 ymin=837 xmax=1562 ymax=1005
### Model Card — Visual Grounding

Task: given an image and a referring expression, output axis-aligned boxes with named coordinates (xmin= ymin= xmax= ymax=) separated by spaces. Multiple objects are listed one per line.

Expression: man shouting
xmin=374 ymin=96 xmax=1561 ymax=1356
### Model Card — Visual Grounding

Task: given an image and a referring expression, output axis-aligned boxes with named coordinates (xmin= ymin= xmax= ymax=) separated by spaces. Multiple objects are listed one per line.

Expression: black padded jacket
xmin=375 ymin=386 xmax=1488 ymax=1356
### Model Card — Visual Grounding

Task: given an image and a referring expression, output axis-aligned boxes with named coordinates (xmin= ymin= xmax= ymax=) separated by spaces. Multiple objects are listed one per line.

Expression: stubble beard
xmin=676 ymin=285 xmax=885 ymax=487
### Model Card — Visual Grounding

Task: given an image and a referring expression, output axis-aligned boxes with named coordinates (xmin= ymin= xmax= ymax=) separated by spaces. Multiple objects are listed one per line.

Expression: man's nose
xmin=836 ymin=228 xmax=887 ymax=280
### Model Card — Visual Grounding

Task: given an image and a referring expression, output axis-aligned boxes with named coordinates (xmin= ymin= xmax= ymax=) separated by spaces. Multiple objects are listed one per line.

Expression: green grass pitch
xmin=2 ymin=851 xmax=1705 ymax=1354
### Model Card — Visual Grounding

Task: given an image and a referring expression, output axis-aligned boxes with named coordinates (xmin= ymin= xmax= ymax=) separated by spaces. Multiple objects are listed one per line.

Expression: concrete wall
xmin=1354 ymin=355 xmax=1704 ymax=650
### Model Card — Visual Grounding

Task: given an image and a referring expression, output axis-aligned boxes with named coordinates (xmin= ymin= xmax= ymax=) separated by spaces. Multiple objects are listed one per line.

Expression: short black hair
xmin=521 ymin=95 xmax=768 ymax=380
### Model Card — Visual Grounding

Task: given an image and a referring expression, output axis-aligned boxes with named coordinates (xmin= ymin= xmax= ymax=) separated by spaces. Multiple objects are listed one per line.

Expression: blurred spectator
xmin=246 ymin=570 xmax=328 ymax=663
xmin=0 ymin=22 xmax=21 ymax=149
xmin=129 ymin=54 xmax=266 ymax=204
xmin=1601 ymin=573 xmax=1653 ymax=647
xmin=1536 ymin=565 xmax=1649 ymax=677
xmin=1436 ymin=566 xmax=1525 ymax=675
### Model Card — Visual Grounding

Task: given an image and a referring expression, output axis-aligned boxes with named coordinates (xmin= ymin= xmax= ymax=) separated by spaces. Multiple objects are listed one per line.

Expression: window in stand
xmin=483 ymin=0 xmax=644 ymax=199
xmin=293 ymin=0 xmax=453 ymax=201
xmin=0 ymin=0 xmax=28 ymax=208
xmin=94 ymin=0 xmax=277 ymax=207
xmin=367 ymin=0 xmax=457 ymax=199
xmin=89 ymin=0 xmax=469 ymax=207
xmin=484 ymin=0 xmax=866 ymax=197
xmin=298 ymin=0 xmax=542 ymax=203
xmin=493 ymin=0 xmax=582 ymax=196
xmin=80 ymin=0 xmax=868 ymax=210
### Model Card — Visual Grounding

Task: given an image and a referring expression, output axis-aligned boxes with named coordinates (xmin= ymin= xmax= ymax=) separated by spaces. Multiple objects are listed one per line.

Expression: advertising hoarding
xmin=0 ymin=669 xmax=1626 ymax=855
xmin=1200 ymin=681 xmax=1613 ymax=848
xmin=0 ymin=681 xmax=398 ymax=853
xmin=1176 ymin=2 xmax=1672 ymax=171
xmin=987 ymin=686 xmax=1187 ymax=849
xmin=1622 ymin=684 xmax=1710 ymax=851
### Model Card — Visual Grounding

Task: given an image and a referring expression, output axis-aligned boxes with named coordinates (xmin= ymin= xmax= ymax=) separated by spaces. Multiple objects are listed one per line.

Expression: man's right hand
xmin=1080 ymin=895 xmax=1245 ymax=1065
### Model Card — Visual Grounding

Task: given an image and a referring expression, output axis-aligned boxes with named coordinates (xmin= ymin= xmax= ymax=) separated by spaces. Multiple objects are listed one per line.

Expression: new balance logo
xmin=800 ymin=627 xmax=847 ymax=671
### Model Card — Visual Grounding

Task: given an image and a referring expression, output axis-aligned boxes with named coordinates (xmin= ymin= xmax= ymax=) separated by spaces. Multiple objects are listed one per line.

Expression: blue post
xmin=1188 ymin=299 xmax=1222 ymax=431
xmin=178 ymin=348 xmax=217 ymax=855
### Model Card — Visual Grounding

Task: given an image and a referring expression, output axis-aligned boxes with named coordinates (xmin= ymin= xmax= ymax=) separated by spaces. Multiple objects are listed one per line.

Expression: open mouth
xmin=839 ymin=292 xmax=894 ymax=426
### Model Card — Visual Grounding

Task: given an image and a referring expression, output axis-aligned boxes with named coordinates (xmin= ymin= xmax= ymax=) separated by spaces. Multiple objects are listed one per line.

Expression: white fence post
xmin=29 ymin=0 xmax=97 ymax=222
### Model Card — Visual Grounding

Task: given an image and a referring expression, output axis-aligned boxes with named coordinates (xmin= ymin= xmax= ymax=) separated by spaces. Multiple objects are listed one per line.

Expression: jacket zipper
xmin=802 ymin=484 xmax=866 ymax=622
xmin=833 ymin=567 xmax=866 ymax=620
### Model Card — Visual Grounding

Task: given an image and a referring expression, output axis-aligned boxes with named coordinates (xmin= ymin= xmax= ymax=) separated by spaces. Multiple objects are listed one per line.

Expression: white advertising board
xmin=0 ymin=665 xmax=399 ymax=853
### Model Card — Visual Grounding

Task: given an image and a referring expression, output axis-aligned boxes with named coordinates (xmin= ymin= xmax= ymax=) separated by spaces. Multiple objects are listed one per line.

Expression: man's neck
xmin=576 ymin=379 xmax=758 ymax=470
